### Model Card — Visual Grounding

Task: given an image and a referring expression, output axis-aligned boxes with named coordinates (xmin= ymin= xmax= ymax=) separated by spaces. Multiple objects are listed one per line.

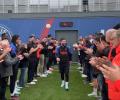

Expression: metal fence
xmin=0 ymin=0 xmax=120 ymax=13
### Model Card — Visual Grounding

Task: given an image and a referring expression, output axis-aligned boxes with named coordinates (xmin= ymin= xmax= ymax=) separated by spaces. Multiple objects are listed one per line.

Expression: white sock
xmin=62 ymin=80 xmax=65 ymax=84
xmin=65 ymin=82 xmax=69 ymax=89
xmin=13 ymin=81 xmax=18 ymax=94
xmin=93 ymin=88 xmax=97 ymax=94
xmin=61 ymin=80 xmax=65 ymax=87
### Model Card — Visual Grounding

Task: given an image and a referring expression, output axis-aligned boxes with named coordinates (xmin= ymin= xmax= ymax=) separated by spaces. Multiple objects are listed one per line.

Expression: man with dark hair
xmin=92 ymin=35 xmax=110 ymax=100
xmin=27 ymin=35 xmax=39 ymax=85
xmin=56 ymin=38 xmax=72 ymax=91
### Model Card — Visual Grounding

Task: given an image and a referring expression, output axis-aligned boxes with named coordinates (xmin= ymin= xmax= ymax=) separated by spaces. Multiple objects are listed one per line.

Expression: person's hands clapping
xmin=99 ymin=64 xmax=120 ymax=82
xmin=17 ymin=55 xmax=24 ymax=60
xmin=97 ymin=57 xmax=112 ymax=67
xmin=48 ymin=46 xmax=53 ymax=49
xmin=23 ymin=53 xmax=29 ymax=58
xmin=89 ymin=57 xmax=98 ymax=67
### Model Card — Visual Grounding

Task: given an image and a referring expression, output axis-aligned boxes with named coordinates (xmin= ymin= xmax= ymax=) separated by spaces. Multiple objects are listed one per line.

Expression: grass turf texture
xmin=6 ymin=64 xmax=96 ymax=100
